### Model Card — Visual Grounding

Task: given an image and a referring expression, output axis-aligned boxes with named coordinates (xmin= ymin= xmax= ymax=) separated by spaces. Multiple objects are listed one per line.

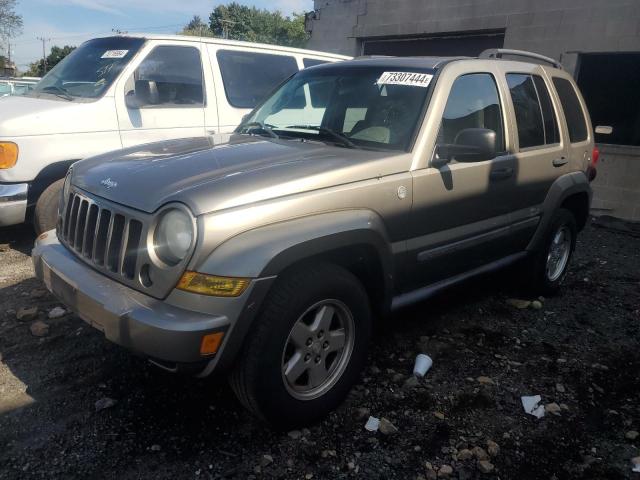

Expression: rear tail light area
xmin=587 ymin=147 xmax=599 ymax=182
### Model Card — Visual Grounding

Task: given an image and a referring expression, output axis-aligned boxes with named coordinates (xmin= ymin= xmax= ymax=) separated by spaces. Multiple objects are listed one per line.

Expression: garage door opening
xmin=577 ymin=53 xmax=640 ymax=146
xmin=361 ymin=30 xmax=505 ymax=57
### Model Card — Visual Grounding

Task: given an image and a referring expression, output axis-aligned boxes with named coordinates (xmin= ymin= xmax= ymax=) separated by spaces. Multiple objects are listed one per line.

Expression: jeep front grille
xmin=61 ymin=191 xmax=144 ymax=280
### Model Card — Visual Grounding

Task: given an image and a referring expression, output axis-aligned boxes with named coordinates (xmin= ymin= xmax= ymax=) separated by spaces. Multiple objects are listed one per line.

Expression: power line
xmin=36 ymin=37 xmax=51 ymax=73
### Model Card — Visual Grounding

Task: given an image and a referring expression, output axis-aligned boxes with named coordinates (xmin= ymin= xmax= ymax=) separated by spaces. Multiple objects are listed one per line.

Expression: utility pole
xmin=37 ymin=37 xmax=50 ymax=74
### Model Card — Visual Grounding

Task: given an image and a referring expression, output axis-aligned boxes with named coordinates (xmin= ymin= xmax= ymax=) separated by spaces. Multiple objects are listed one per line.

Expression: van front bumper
xmin=32 ymin=231 xmax=268 ymax=372
xmin=0 ymin=183 xmax=28 ymax=227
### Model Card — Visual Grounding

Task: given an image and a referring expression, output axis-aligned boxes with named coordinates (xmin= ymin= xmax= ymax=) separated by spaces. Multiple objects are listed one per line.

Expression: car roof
xmin=326 ymin=56 xmax=461 ymax=70
xmin=91 ymin=34 xmax=352 ymax=60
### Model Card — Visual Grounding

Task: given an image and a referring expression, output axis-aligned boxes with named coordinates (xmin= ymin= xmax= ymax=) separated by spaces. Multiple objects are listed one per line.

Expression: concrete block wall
xmin=591 ymin=146 xmax=640 ymax=221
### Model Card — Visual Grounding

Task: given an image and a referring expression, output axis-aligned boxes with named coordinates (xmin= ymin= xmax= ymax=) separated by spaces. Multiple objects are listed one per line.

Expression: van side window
xmin=130 ymin=46 xmax=204 ymax=106
xmin=552 ymin=77 xmax=588 ymax=143
xmin=438 ymin=73 xmax=505 ymax=152
xmin=303 ymin=58 xmax=328 ymax=68
xmin=217 ymin=50 xmax=298 ymax=109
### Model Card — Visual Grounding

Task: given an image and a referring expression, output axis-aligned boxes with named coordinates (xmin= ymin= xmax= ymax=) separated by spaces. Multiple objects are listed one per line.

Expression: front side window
xmin=127 ymin=45 xmax=204 ymax=106
xmin=217 ymin=50 xmax=299 ymax=109
xmin=552 ymin=77 xmax=588 ymax=143
xmin=28 ymin=36 xmax=145 ymax=100
xmin=241 ymin=66 xmax=435 ymax=151
xmin=438 ymin=73 xmax=505 ymax=152
xmin=507 ymin=73 xmax=560 ymax=148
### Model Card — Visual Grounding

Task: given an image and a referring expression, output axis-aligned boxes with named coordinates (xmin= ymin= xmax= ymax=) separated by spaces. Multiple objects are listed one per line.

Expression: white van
xmin=0 ymin=34 xmax=349 ymax=232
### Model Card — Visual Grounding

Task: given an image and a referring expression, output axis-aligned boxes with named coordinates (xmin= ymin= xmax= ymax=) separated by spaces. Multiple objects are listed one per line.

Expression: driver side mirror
xmin=125 ymin=80 xmax=160 ymax=109
xmin=433 ymin=128 xmax=497 ymax=168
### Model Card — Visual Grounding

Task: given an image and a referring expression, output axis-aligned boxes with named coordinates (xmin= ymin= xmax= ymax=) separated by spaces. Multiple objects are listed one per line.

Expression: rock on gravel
xmin=487 ymin=440 xmax=500 ymax=457
xmin=506 ymin=298 xmax=531 ymax=309
xmin=478 ymin=460 xmax=495 ymax=474
xmin=29 ymin=320 xmax=49 ymax=337
xmin=94 ymin=397 xmax=117 ymax=412
xmin=472 ymin=446 xmax=489 ymax=461
xmin=378 ymin=417 xmax=398 ymax=435
xmin=626 ymin=431 xmax=639 ymax=440
xmin=16 ymin=306 xmax=38 ymax=321
xmin=437 ymin=464 xmax=453 ymax=477
xmin=545 ymin=402 xmax=562 ymax=416
xmin=48 ymin=307 xmax=66 ymax=319
xmin=457 ymin=449 xmax=473 ymax=461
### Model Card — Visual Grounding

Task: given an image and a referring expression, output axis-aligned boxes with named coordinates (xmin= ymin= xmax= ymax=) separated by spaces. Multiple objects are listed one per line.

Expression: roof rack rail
xmin=479 ymin=49 xmax=563 ymax=70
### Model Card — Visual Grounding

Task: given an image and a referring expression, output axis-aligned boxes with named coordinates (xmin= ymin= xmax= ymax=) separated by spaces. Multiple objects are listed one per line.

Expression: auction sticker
xmin=101 ymin=50 xmax=129 ymax=59
xmin=377 ymin=71 xmax=433 ymax=88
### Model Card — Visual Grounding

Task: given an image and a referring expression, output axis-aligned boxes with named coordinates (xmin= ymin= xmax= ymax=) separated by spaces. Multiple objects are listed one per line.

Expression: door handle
xmin=490 ymin=167 xmax=514 ymax=180
xmin=552 ymin=157 xmax=568 ymax=167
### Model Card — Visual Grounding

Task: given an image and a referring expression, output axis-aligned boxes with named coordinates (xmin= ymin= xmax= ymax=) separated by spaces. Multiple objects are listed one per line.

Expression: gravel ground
xmin=0 ymin=219 xmax=639 ymax=480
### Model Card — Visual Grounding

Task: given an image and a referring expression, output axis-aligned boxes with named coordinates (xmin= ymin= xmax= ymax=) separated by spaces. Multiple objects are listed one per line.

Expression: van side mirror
xmin=433 ymin=128 xmax=497 ymax=168
xmin=125 ymin=80 xmax=160 ymax=108
xmin=595 ymin=125 xmax=613 ymax=135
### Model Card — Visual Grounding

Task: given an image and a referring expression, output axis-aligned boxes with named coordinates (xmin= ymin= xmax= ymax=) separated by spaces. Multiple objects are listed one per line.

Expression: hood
xmin=0 ymin=95 xmax=118 ymax=137
xmin=72 ymin=134 xmax=409 ymax=215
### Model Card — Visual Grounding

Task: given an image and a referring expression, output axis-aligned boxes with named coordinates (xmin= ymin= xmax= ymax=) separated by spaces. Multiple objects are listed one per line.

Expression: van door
xmin=208 ymin=46 xmax=300 ymax=133
xmin=116 ymin=43 xmax=206 ymax=147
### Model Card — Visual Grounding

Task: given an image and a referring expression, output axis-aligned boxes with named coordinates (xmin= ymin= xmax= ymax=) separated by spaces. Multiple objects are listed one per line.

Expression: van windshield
xmin=28 ymin=37 xmax=145 ymax=101
xmin=238 ymin=65 xmax=435 ymax=151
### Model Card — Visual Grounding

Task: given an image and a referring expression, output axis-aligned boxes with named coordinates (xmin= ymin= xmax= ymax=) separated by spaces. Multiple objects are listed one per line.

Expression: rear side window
xmin=303 ymin=58 xmax=328 ymax=68
xmin=533 ymin=76 xmax=560 ymax=144
xmin=217 ymin=50 xmax=298 ymax=108
xmin=507 ymin=74 xmax=543 ymax=148
xmin=552 ymin=77 xmax=588 ymax=143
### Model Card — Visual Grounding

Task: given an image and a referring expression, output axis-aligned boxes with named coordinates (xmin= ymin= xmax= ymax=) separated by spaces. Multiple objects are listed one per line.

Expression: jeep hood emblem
xmin=100 ymin=178 xmax=118 ymax=189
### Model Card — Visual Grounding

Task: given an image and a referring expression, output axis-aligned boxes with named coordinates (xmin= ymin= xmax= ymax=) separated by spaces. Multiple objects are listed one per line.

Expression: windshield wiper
xmin=39 ymin=85 xmax=74 ymax=101
xmin=239 ymin=121 xmax=279 ymax=139
xmin=285 ymin=125 xmax=358 ymax=149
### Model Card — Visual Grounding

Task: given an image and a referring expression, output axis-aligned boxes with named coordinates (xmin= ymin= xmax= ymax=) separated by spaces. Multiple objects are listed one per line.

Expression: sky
xmin=4 ymin=0 xmax=311 ymax=72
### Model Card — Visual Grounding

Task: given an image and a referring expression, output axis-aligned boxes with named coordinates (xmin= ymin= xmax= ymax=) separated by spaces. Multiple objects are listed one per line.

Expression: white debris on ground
xmin=521 ymin=395 xmax=545 ymax=418
xmin=364 ymin=416 xmax=380 ymax=432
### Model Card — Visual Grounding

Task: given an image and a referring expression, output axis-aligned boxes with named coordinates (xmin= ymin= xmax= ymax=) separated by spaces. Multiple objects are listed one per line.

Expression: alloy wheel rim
xmin=281 ymin=299 xmax=355 ymax=400
xmin=546 ymin=225 xmax=572 ymax=282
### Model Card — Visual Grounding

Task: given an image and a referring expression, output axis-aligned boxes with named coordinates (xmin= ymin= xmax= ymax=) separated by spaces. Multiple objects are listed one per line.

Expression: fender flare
xmin=28 ymin=159 xmax=79 ymax=206
xmin=527 ymin=171 xmax=592 ymax=252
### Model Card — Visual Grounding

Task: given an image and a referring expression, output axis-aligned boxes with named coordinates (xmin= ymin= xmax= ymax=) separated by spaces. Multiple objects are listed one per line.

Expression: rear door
xmin=500 ymin=65 xmax=569 ymax=214
xmin=116 ymin=42 xmax=206 ymax=147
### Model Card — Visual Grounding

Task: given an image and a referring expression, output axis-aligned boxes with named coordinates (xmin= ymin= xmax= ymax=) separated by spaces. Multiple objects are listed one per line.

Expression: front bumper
xmin=32 ymin=231 xmax=258 ymax=370
xmin=0 ymin=183 xmax=28 ymax=227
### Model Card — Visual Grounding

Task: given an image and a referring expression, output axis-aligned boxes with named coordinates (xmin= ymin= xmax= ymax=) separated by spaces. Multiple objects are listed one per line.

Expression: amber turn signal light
xmin=177 ymin=271 xmax=250 ymax=297
xmin=0 ymin=142 xmax=19 ymax=169
xmin=200 ymin=332 xmax=224 ymax=355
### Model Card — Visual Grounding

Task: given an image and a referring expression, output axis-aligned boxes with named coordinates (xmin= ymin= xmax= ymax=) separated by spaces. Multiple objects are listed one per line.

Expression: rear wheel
xmin=229 ymin=263 xmax=371 ymax=428
xmin=521 ymin=208 xmax=577 ymax=295
xmin=33 ymin=179 xmax=63 ymax=234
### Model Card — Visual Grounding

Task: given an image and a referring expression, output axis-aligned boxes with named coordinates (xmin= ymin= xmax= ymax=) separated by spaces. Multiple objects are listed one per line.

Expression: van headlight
xmin=153 ymin=208 xmax=194 ymax=266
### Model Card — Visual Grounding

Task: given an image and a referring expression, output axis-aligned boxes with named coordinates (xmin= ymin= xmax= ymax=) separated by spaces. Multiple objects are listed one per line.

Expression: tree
xmin=181 ymin=14 xmax=214 ymax=37
xmin=208 ymin=2 xmax=308 ymax=48
xmin=0 ymin=0 xmax=22 ymax=55
xmin=26 ymin=45 xmax=75 ymax=77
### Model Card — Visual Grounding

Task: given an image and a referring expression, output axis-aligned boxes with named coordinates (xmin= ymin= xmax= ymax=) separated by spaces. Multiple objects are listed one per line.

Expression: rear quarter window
xmin=217 ymin=50 xmax=299 ymax=109
xmin=552 ymin=77 xmax=588 ymax=143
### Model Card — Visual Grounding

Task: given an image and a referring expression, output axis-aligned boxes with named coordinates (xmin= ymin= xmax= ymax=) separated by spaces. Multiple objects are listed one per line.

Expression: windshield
xmin=239 ymin=65 xmax=435 ymax=151
xmin=0 ymin=82 xmax=10 ymax=96
xmin=28 ymin=37 xmax=145 ymax=100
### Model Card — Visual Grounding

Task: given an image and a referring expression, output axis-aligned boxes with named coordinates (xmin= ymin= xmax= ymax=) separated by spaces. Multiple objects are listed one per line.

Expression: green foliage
xmin=207 ymin=2 xmax=309 ymax=48
xmin=0 ymin=0 xmax=22 ymax=54
xmin=26 ymin=45 xmax=76 ymax=77
xmin=181 ymin=14 xmax=215 ymax=37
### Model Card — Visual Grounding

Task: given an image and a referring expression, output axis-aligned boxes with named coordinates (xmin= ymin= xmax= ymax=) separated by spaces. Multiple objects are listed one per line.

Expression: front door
xmin=116 ymin=43 xmax=206 ymax=148
xmin=407 ymin=71 xmax=517 ymax=289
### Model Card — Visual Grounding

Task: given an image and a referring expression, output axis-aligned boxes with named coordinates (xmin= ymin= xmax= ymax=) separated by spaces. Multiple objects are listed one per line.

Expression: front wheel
xmin=229 ymin=263 xmax=371 ymax=429
xmin=33 ymin=179 xmax=64 ymax=235
xmin=521 ymin=208 xmax=577 ymax=295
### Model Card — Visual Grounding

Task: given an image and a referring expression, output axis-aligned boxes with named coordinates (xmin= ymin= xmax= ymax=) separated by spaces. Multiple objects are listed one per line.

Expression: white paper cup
xmin=413 ymin=353 xmax=433 ymax=377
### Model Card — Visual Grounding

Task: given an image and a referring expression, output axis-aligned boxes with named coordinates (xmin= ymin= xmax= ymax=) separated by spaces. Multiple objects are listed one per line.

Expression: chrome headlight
xmin=153 ymin=208 xmax=194 ymax=266
xmin=62 ymin=170 xmax=72 ymax=200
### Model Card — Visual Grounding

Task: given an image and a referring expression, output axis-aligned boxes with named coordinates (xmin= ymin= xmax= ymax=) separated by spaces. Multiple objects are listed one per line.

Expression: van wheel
xmin=34 ymin=179 xmax=64 ymax=235
xmin=229 ymin=263 xmax=371 ymax=429
xmin=522 ymin=208 xmax=577 ymax=295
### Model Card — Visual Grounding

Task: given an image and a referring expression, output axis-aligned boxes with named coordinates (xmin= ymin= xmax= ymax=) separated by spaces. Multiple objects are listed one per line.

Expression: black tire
xmin=34 ymin=179 xmax=64 ymax=235
xmin=229 ymin=263 xmax=372 ymax=429
xmin=521 ymin=208 xmax=577 ymax=296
